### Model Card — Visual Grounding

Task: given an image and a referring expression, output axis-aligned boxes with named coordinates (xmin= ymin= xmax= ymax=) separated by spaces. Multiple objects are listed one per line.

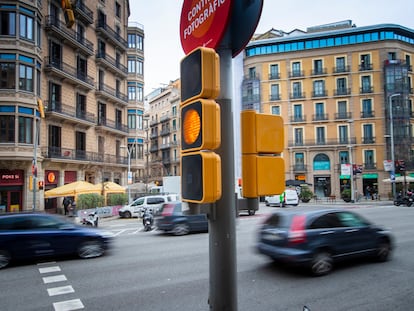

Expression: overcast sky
xmin=130 ymin=0 xmax=414 ymax=96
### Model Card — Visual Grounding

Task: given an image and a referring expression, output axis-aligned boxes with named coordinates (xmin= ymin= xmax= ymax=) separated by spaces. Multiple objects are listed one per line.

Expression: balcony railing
xmin=362 ymin=136 xmax=376 ymax=144
xmin=95 ymin=20 xmax=128 ymax=51
xmin=41 ymin=146 xmax=127 ymax=165
xmin=292 ymin=164 xmax=307 ymax=172
xmin=312 ymin=90 xmax=328 ymax=98
xmin=160 ymin=128 xmax=171 ymax=136
xmin=311 ymin=68 xmax=327 ymax=76
xmin=44 ymin=15 xmax=94 ymax=56
xmin=290 ymin=115 xmax=306 ymax=123
xmin=44 ymin=100 xmax=96 ymax=125
xmin=333 ymin=65 xmax=350 ymax=73
xmin=312 ymin=113 xmax=329 ymax=121
xmin=97 ymin=117 xmax=128 ymax=134
xmin=96 ymin=83 xmax=128 ymax=105
xmin=44 ymin=57 xmax=94 ymax=90
xmin=269 ymin=94 xmax=280 ymax=101
xmin=269 ymin=73 xmax=280 ymax=80
xmin=360 ymin=86 xmax=373 ymax=94
xmin=334 ymin=88 xmax=351 ymax=96
xmin=289 ymin=70 xmax=304 ymax=78
xmin=364 ymin=162 xmax=377 ymax=170
xmin=334 ymin=112 xmax=352 ymax=120
xmin=288 ymin=137 xmax=357 ymax=147
xmin=95 ymin=51 xmax=128 ymax=77
xmin=359 ymin=63 xmax=373 ymax=71
xmin=361 ymin=111 xmax=375 ymax=118
xmin=290 ymin=92 xmax=305 ymax=100
xmin=73 ymin=0 xmax=94 ymax=24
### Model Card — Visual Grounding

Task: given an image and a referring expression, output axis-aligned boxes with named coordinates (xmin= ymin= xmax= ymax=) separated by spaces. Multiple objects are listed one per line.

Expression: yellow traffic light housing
xmin=61 ymin=0 xmax=75 ymax=28
xmin=241 ymin=110 xmax=285 ymax=198
xmin=180 ymin=47 xmax=221 ymax=203
xmin=181 ymin=99 xmax=220 ymax=152
xmin=37 ymin=99 xmax=45 ymax=118
xmin=181 ymin=152 xmax=221 ymax=203
xmin=180 ymin=47 xmax=220 ymax=105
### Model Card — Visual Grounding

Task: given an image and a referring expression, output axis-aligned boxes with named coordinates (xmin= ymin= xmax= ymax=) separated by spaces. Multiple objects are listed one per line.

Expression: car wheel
xmin=173 ymin=223 xmax=190 ymax=236
xmin=376 ymin=240 xmax=391 ymax=262
xmin=0 ymin=250 xmax=11 ymax=269
xmin=77 ymin=240 xmax=104 ymax=259
xmin=124 ymin=211 xmax=131 ymax=218
xmin=311 ymin=251 xmax=333 ymax=276
xmin=248 ymin=210 xmax=256 ymax=216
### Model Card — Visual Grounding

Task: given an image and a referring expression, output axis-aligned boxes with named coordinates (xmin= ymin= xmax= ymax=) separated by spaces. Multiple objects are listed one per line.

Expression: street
xmin=1 ymin=203 xmax=414 ymax=311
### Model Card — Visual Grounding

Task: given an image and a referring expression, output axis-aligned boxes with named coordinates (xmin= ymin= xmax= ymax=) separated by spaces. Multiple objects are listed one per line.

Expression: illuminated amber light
xmin=183 ymin=108 xmax=201 ymax=145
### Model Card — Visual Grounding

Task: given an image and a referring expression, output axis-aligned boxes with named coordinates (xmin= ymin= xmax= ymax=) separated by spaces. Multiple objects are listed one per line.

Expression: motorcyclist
xmin=142 ymin=208 xmax=154 ymax=230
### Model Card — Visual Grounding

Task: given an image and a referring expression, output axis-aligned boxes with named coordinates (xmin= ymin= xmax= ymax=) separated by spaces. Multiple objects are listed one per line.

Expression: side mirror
xmin=303 ymin=307 xmax=311 ymax=311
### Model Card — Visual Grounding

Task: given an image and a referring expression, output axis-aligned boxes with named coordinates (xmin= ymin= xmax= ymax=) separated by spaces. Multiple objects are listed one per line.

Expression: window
xmin=115 ymin=2 xmax=121 ymax=18
xmin=18 ymin=116 xmax=33 ymax=144
xmin=335 ymin=57 xmax=346 ymax=72
xmin=49 ymin=82 xmax=61 ymax=111
xmin=75 ymin=131 xmax=86 ymax=159
xmin=294 ymin=128 xmax=303 ymax=146
xmin=270 ymin=84 xmax=279 ymax=100
xmin=19 ymin=64 xmax=33 ymax=91
xmin=292 ymin=61 xmax=301 ymax=76
xmin=77 ymin=55 xmax=87 ymax=80
xmin=337 ymin=101 xmax=348 ymax=118
xmin=362 ymin=98 xmax=373 ymax=117
xmin=309 ymin=213 xmax=341 ymax=229
xmin=0 ymin=11 xmax=16 ymax=36
xmin=339 ymin=151 xmax=349 ymax=164
xmin=49 ymin=41 xmax=62 ymax=67
xmin=76 ymin=93 xmax=86 ymax=119
xmin=293 ymin=104 xmax=302 ymax=121
xmin=115 ymin=109 xmax=122 ymax=129
xmin=361 ymin=76 xmax=372 ymax=93
xmin=128 ymin=84 xmax=136 ymax=100
xmin=248 ymin=67 xmax=256 ymax=78
xmin=295 ymin=153 xmax=304 ymax=169
xmin=0 ymin=115 xmax=15 ymax=142
xmin=364 ymin=150 xmax=375 ymax=169
xmin=128 ymin=33 xmax=143 ymax=50
xmin=292 ymin=82 xmax=302 ymax=98
xmin=316 ymin=127 xmax=325 ymax=144
xmin=363 ymin=124 xmax=374 ymax=143
xmin=269 ymin=64 xmax=279 ymax=79
xmin=313 ymin=59 xmax=323 ymax=74
xmin=19 ymin=13 xmax=34 ymax=40
xmin=313 ymin=80 xmax=325 ymax=96
xmin=128 ymin=58 xmax=135 ymax=73
xmin=336 ymin=78 xmax=347 ymax=95
xmin=98 ymin=102 xmax=106 ymax=125
xmin=360 ymin=54 xmax=371 ymax=70
xmin=271 ymin=106 xmax=280 ymax=115
xmin=337 ymin=212 xmax=368 ymax=227
xmin=338 ymin=125 xmax=348 ymax=144
xmin=0 ymin=63 xmax=16 ymax=89
xmin=315 ymin=102 xmax=324 ymax=120
xmin=48 ymin=125 xmax=61 ymax=156
xmin=137 ymin=85 xmax=143 ymax=101
xmin=128 ymin=111 xmax=137 ymax=129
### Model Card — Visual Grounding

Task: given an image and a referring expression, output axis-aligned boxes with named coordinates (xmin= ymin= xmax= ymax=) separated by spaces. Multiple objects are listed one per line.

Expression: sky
xmin=129 ymin=0 xmax=414 ymax=96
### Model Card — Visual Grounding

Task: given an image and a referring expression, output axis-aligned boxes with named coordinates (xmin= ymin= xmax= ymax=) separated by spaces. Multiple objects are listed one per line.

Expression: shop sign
xmin=46 ymin=171 xmax=59 ymax=184
xmin=0 ymin=170 xmax=23 ymax=185
xmin=362 ymin=173 xmax=378 ymax=179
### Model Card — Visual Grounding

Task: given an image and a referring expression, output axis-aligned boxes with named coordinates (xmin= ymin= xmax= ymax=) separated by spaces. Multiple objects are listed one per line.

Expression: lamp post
xmin=121 ymin=145 xmax=131 ymax=204
xmin=143 ymin=116 xmax=150 ymax=193
xmin=389 ymin=93 xmax=401 ymax=199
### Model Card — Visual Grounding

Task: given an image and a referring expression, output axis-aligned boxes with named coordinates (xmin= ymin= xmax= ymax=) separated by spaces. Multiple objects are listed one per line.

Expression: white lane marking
xmin=53 ymin=299 xmax=84 ymax=311
xmin=39 ymin=266 xmax=61 ymax=274
xmin=37 ymin=261 xmax=57 ymax=265
xmin=43 ymin=275 xmax=68 ymax=284
xmin=47 ymin=285 xmax=75 ymax=296
xmin=112 ymin=229 xmax=128 ymax=236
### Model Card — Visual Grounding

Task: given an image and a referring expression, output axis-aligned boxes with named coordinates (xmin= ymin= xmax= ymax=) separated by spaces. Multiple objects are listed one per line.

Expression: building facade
xmin=146 ymin=80 xmax=181 ymax=185
xmin=0 ymin=0 xmax=143 ymax=212
xmin=243 ymin=21 xmax=414 ymax=199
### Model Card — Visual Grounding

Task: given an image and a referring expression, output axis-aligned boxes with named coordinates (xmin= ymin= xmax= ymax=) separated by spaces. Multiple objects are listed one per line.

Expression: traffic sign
xmin=180 ymin=0 xmax=233 ymax=54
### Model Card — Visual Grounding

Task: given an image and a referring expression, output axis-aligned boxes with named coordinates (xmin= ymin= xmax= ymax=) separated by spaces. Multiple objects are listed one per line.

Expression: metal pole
xmin=33 ymin=118 xmax=40 ymax=211
xmin=348 ymin=145 xmax=354 ymax=202
xmin=127 ymin=147 xmax=131 ymax=204
xmin=389 ymin=93 xmax=400 ymax=199
xmin=209 ymin=37 xmax=237 ymax=310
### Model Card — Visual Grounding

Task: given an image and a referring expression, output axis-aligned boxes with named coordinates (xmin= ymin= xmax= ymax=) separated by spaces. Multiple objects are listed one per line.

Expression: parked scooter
xmin=394 ymin=192 xmax=413 ymax=207
xmin=81 ymin=211 xmax=99 ymax=227
xmin=142 ymin=208 xmax=154 ymax=232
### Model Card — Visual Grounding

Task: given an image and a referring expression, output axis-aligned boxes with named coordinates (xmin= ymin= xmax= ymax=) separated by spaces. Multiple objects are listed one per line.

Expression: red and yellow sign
xmin=180 ymin=0 xmax=233 ymax=54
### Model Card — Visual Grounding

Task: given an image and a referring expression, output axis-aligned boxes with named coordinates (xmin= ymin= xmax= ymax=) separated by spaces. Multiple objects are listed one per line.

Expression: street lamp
xmin=121 ymin=145 xmax=131 ymax=204
xmin=143 ymin=115 xmax=150 ymax=193
xmin=389 ymin=93 xmax=401 ymax=199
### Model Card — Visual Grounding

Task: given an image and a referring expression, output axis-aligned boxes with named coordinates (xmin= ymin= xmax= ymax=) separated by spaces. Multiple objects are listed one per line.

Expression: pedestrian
xmin=63 ymin=197 xmax=70 ymax=215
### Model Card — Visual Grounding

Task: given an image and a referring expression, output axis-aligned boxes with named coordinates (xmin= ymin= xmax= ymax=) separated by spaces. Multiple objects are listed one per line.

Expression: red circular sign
xmin=180 ymin=0 xmax=233 ymax=54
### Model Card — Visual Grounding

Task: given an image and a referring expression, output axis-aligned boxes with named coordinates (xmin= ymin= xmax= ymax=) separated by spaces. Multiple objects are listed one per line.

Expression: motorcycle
xmin=81 ymin=211 xmax=99 ymax=227
xmin=142 ymin=208 xmax=154 ymax=232
xmin=393 ymin=194 xmax=413 ymax=207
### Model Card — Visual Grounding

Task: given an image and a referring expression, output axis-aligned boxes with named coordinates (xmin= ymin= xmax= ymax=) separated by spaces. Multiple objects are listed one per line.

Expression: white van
xmin=265 ymin=189 xmax=299 ymax=207
xmin=118 ymin=194 xmax=178 ymax=218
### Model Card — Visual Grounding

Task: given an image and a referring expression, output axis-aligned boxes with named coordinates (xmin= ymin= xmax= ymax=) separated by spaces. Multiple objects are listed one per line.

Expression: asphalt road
xmin=1 ymin=203 xmax=414 ymax=311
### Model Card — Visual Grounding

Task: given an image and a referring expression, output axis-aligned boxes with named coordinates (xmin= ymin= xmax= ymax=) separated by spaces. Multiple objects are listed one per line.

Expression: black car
xmin=0 ymin=212 xmax=114 ymax=269
xmin=257 ymin=209 xmax=393 ymax=276
xmin=155 ymin=201 xmax=208 ymax=236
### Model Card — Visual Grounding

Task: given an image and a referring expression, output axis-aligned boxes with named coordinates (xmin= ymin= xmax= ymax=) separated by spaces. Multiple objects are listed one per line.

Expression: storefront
xmin=0 ymin=169 xmax=24 ymax=212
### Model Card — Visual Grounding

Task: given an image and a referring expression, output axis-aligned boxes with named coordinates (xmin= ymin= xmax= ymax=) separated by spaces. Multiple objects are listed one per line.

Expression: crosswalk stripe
xmin=47 ymin=285 xmax=75 ymax=296
xmin=53 ymin=299 xmax=84 ymax=311
xmin=43 ymin=275 xmax=67 ymax=284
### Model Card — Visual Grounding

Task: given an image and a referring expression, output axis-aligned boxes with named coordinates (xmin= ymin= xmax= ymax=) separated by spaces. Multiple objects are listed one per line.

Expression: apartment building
xmin=243 ymin=21 xmax=414 ymax=199
xmin=0 ymin=0 xmax=143 ymax=212
xmin=146 ymin=80 xmax=181 ymax=185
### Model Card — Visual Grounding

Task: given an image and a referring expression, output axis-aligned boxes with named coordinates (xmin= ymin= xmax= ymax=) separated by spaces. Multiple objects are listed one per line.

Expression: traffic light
xmin=38 ymin=180 xmax=44 ymax=190
xmin=241 ymin=110 xmax=285 ymax=198
xmin=180 ymin=47 xmax=221 ymax=203
xmin=37 ymin=99 xmax=45 ymax=118
xmin=61 ymin=0 xmax=75 ymax=28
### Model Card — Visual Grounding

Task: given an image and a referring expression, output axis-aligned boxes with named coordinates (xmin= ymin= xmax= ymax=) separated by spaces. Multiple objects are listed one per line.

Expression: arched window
xmin=313 ymin=153 xmax=330 ymax=170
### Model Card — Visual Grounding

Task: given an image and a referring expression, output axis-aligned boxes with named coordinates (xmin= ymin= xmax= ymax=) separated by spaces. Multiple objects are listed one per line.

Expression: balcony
xmin=160 ymin=128 xmax=171 ymax=136
xmin=362 ymin=136 xmax=376 ymax=144
xmin=96 ymin=118 xmax=128 ymax=136
xmin=359 ymin=63 xmax=373 ymax=71
xmin=290 ymin=115 xmax=306 ymax=123
xmin=269 ymin=94 xmax=280 ymax=101
xmin=311 ymin=68 xmax=327 ymax=76
xmin=364 ymin=162 xmax=377 ymax=170
xmin=95 ymin=20 xmax=128 ymax=51
xmin=44 ymin=16 xmax=94 ymax=56
xmin=160 ymin=114 xmax=172 ymax=122
xmin=44 ymin=57 xmax=94 ymax=91
xmin=333 ymin=65 xmax=350 ymax=74
xmin=290 ymin=92 xmax=305 ymax=100
xmin=292 ymin=164 xmax=307 ymax=172
xmin=95 ymin=51 xmax=128 ymax=78
xmin=160 ymin=143 xmax=172 ymax=150
xmin=150 ymin=145 xmax=159 ymax=153
xmin=44 ymin=100 xmax=95 ymax=128
xmin=312 ymin=90 xmax=328 ymax=98
xmin=95 ymin=83 xmax=128 ymax=106
xmin=334 ymin=88 xmax=351 ymax=96
xmin=361 ymin=111 xmax=375 ymax=118
xmin=334 ymin=112 xmax=352 ymax=120
xmin=360 ymin=86 xmax=373 ymax=94
xmin=288 ymin=137 xmax=357 ymax=147
xmin=73 ymin=0 xmax=94 ymax=25
xmin=269 ymin=72 xmax=280 ymax=80
xmin=289 ymin=70 xmax=304 ymax=78
xmin=312 ymin=113 xmax=329 ymax=121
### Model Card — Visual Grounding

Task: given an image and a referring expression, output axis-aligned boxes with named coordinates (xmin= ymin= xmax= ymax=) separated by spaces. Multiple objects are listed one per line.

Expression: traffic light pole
xmin=208 ymin=42 xmax=238 ymax=310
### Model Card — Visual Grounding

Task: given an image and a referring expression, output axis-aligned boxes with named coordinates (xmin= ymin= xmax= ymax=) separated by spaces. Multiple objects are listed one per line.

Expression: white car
xmin=265 ymin=189 xmax=299 ymax=207
xmin=118 ymin=194 xmax=179 ymax=218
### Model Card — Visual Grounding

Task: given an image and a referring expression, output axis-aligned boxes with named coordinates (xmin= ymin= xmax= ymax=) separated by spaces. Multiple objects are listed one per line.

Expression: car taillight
xmin=161 ymin=204 xmax=174 ymax=216
xmin=289 ymin=215 xmax=307 ymax=244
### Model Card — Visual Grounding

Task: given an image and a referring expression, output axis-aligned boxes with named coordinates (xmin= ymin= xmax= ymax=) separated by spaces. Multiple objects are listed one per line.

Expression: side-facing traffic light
xmin=241 ymin=110 xmax=285 ymax=198
xmin=180 ymin=47 xmax=221 ymax=203
xmin=37 ymin=99 xmax=45 ymax=118
xmin=61 ymin=0 xmax=75 ymax=28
